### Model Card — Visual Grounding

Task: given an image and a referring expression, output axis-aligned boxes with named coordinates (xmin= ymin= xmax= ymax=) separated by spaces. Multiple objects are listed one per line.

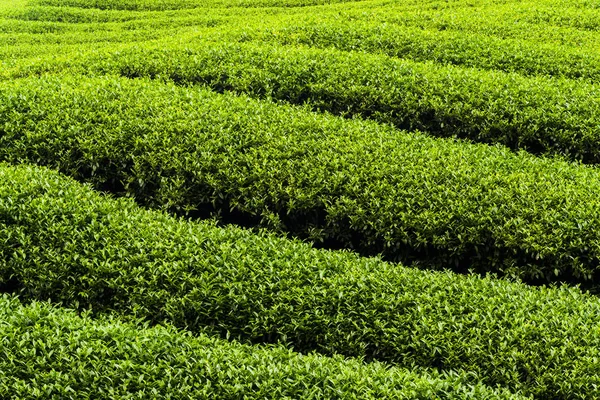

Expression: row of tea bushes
xmin=6 ymin=0 xmax=600 ymax=84
xmin=2 ymin=5 xmax=276 ymax=26
xmin=0 ymin=295 xmax=518 ymax=399
xmin=233 ymin=18 xmax=600 ymax=81
xmin=0 ymin=2 xmax=333 ymax=68
xmin=1 ymin=162 xmax=600 ymax=398
xmin=35 ymin=40 xmax=600 ymax=164
xmin=11 ymin=1 xmax=600 ymax=85
xmin=22 ymin=0 xmax=600 ymax=50
xmin=4 ymin=5 xmax=145 ymax=23
xmin=336 ymin=0 xmax=600 ymax=46
xmin=11 ymin=0 xmax=600 ymax=62
xmin=3 ymin=76 xmax=600 ymax=287
xmin=32 ymin=0 xmax=364 ymax=11
xmin=0 ymin=8 xmax=231 ymax=40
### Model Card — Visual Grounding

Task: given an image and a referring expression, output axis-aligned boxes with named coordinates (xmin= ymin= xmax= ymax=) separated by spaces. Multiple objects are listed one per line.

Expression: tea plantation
xmin=2 ymin=0 xmax=600 ymax=398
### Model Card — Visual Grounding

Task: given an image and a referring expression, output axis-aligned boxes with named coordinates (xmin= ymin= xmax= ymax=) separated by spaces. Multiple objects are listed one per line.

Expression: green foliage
xmin=234 ymin=18 xmax=600 ymax=81
xmin=2 ymin=162 xmax=600 ymax=398
xmin=345 ymin=0 xmax=600 ymax=47
xmin=3 ymin=76 xmax=600 ymax=288
xmin=0 ymin=295 xmax=519 ymax=399
xmin=32 ymin=0 xmax=363 ymax=11
xmin=9 ymin=0 xmax=600 ymax=170
xmin=24 ymin=39 xmax=600 ymax=164
xmin=5 ymin=1 xmax=600 ymax=398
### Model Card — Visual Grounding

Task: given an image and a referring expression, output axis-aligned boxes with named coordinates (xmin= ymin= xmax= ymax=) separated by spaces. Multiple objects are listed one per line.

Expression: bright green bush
xmin=2 ymin=162 xmax=600 ymax=398
xmin=5 ymin=6 xmax=141 ymax=23
xmin=38 ymin=40 xmax=600 ymax=164
xmin=32 ymin=0 xmax=363 ymax=11
xmin=3 ymin=76 xmax=600 ymax=287
xmin=22 ymin=0 xmax=600 ymax=49
xmin=236 ymin=18 xmax=600 ymax=81
xmin=0 ymin=295 xmax=520 ymax=399
xmin=0 ymin=8 xmax=230 ymax=39
xmin=335 ymin=1 xmax=600 ymax=47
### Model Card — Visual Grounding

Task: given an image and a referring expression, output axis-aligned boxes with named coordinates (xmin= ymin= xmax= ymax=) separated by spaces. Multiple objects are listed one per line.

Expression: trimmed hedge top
xmin=16 ymin=39 xmax=600 ymax=164
xmin=2 ymin=162 xmax=600 ymax=398
xmin=1 ymin=295 xmax=521 ymax=399
xmin=2 ymin=76 xmax=600 ymax=288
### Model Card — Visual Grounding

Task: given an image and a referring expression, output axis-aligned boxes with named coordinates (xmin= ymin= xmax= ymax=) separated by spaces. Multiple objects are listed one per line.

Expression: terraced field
xmin=2 ymin=0 xmax=600 ymax=398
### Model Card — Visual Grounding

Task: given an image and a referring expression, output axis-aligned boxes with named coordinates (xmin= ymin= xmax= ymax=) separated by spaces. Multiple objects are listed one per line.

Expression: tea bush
xmin=0 ymin=295 xmax=521 ymax=399
xmin=2 ymin=163 xmax=600 ymax=398
xmin=232 ymin=17 xmax=600 ymax=81
xmin=3 ymin=76 xmax=600 ymax=287
xmin=33 ymin=40 xmax=600 ymax=164
xmin=33 ymin=0 xmax=363 ymax=11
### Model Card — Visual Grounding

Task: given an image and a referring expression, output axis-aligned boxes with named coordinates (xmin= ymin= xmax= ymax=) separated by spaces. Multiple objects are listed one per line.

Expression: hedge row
xmin=14 ymin=0 xmax=600 ymax=51
xmin=0 ymin=3 xmax=300 ymax=61
xmin=356 ymin=1 xmax=600 ymax=47
xmin=2 ymin=162 xmax=600 ymax=398
xmin=4 ymin=76 xmax=600 ymax=287
xmin=0 ymin=296 xmax=519 ymax=399
xmin=0 ymin=8 xmax=231 ymax=37
xmin=12 ymin=1 xmax=600 ymax=82
xmin=33 ymin=0 xmax=365 ymax=11
xmin=40 ymin=40 xmax=600 ymax=164
xmin=236 ymin=18 xmax=600 ymax=81
xmin=5 ymin=5 xmax=144 ymax=24
xmin=4 ymin=4 xmax=271 ymax=27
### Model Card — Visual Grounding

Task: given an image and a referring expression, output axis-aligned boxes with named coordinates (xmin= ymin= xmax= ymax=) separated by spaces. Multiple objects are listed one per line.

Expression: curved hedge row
xmin=21 ymin=0 xmax=600 ymax=49
xmin=5 ymin=6 xmax=143 ymax=24
xmin=46 ymin=40 xmax=600 ymax=164
xmin=353 ymin=1 xmax=600 ymax=46
xmin=236 ymin=19 xmax=600 ymax=81
xmin=3 ymin=76 xmax=600 ymax=287
xmin=3 ymin=5 xmax=267 ymax=26
xmin=32 ymin=0 xmax=364 ymax=11
xmin=2 ymin=162 xmax=600 ymax=398
xmin=1 ymin=296 xmax=517 ymax=399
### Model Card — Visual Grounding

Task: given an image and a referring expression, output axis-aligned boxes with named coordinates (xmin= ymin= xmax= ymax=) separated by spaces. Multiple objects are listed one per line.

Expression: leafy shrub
xmin=2 ymin=76 xmax=600 ymax=287
xmin=0 ymin=295 xmax=520 ymax=399
xmin=2 ymin=162 xmax=600 ymax=398
xmin=29 ymin=40 xmax=600 ymax=164
xmin=32 ymin=0 xmax=363 ymax=11
xmin=228 ymin=16 xmax=600 ymax=81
